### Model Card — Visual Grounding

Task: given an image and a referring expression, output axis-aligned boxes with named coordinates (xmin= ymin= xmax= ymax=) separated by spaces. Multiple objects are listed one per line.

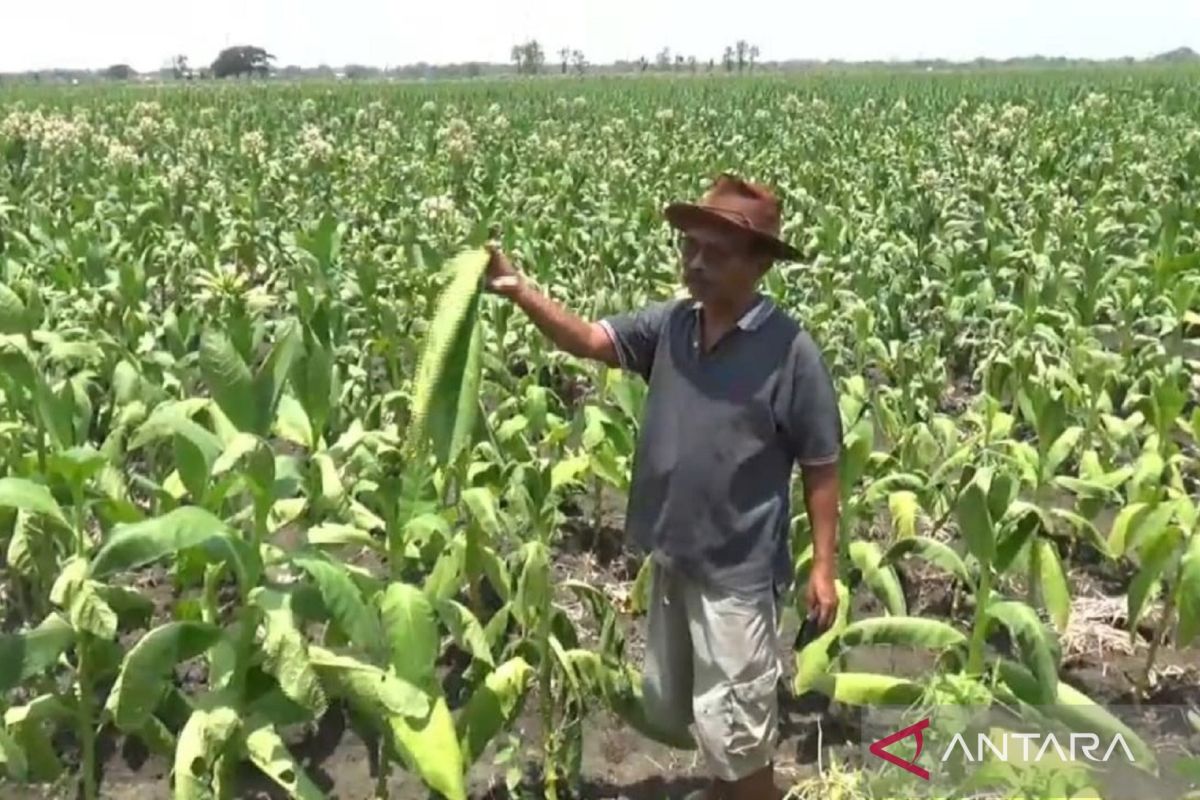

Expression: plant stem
xmin=967 ymin=568 xmax=993 ymax=677
xmin=253 ymin=494 xmax=270 ymax=550
xmin=374 ymin=737 xmax=390 ymax=799
xmin=72 ymin=483 xmax=86 ymax=556
xmin=538 ymin=598 xmax=557 ymax=800
xmin=1137 ymin=583 xmax=1177 ymax=704
xmin=78 ymin=635 xmax=97 ymax=800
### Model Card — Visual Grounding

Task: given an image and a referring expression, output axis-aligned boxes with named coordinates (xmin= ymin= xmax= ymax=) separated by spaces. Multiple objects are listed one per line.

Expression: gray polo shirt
xmin=599 ymin=294 xmax=841 ymax=598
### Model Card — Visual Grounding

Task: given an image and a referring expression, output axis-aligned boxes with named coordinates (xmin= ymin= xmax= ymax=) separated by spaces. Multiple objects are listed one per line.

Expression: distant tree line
xmin=3 ymin=44 xmax=1196 ymax=85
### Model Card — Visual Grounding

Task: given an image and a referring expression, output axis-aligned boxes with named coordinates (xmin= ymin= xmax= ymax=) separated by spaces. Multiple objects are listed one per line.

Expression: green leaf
xmin=456 ymin=656 xmax=534 ymax=765
xmin=407 ymin=248 xmax=490 ymax=467
xmin=0 ymin=477 xmax=69 ymax=528
xmin=211 ymin=433 xmax=274 ymax=492
xmin=986 ymin=601 xmax=1057 ymax=704
xmin=305 ymin=523 xmax=382 ymax=553
xmin=289 ymin=554 xmax=382 ymax=656
xmin=6 ymin=695 xmax=70 ymax=781
xmin=838 ymin=617 xmax=967 ymax=651
xmin=483 ymin=604 xmax=512 ymax=654
xmin=888 ymin=491 xmax=918 ymax=539
xmin=956 ymin=479 xmax=995 ymax=568
xmin=1032 ymin=538 xmax=1071 ymax=634
xmin=423 ymin=536 xmax=465 ymax=602
xmin=808 ymin=672 xmax=923 ymax=706
xmin=173 ymin=706 xmax=242 ymax=800
xmin=435 ymin=599 xmax=495 ymax=668
xmin=1129 ymin=450 xmax=1165 ymax=499
xmin=461 ymin=487 xmax=502 ymax=539
xmin=1044 ymin=425 xmax=1084 ymax=479
xmin=631 ymin=555 xmax=653 ymax=614
xmin=51 ymin=558 xmax=117 ymax=639
xmin=550 ymin=455 xmax=589 ymax=493
xmin=1128 ymin=526 xmax=1182 ymax=634
xmin=1128 ymin=501 xmax=1179 ymax=556
xmin=986 ymin=471 xmax=1018 ymax=523
xmin=253 ymin=321 xmax=303 ymax=430
xmin=1051 ymin=476 xmax=1121 ymax=502
xmin=995 ymin=660 xmax=1157 ymax=773
xmin=379 ymin=583 xmax=439 ymax=688
xmin=600 ymin=661 xmax=696 ymax=750
xmin=291 ymin=338 xmax=334 ymax=448
xmin=106 ymin=622 xmax=222 ymax=732
xmin=112 ymin=359 xmax=141 ymax=405
xmin=199 ymin=329 xmax=257 ymax=434
xmin=477 ymin=544 xmax=511 ymax=603
xmin=128 ymin=400 xmax=219 ymax=451
xmin=0 ymin=613 xmax=74 ymax=693
xmin=94 ymin=584 xmax=153 ymax=628
xmin=881 ymin=536 xmax=974 ymax=590
xmin=34 ymin=375 xmax=74 ymax=448
xmin=1108 ymin=502 xmax=1149 ymax=557
xmin=274 ymin=394 xmax=314 ymax=450
xmin=308 ymin=646 xmax=430 ymax=719
xmin=849 ymin=541 xmax=906 ymax=615
xmin=838 ymin=416 xmax=874 ymax=499
xmin=243 ymin=720 xmax=325 ymax=800
xmin=312 ymin=453 xmax=343 ymax=505
xmin=250 ymin=588 xmax=327 ymax=717
xmin=389 ymin=695 xmax=466 ymax=800
xmin=47 ymin=446 xmax=108 ymax=491
xmin=0 ymin=726 xmax=28 ymax=781
xmin=90 ymin=507 xmax=258 ymax=589
xmin=0 ymin=282 xmax=27 ymax=334
xmin=514 ymin=541 xmax=551 ymax=629
xmin=1176 ymin=535 xmax=1200 ymax=646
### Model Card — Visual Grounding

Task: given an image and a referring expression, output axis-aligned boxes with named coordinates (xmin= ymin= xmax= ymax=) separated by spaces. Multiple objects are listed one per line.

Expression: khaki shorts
xmin=641 ymin=560 xmax=781 ymax=782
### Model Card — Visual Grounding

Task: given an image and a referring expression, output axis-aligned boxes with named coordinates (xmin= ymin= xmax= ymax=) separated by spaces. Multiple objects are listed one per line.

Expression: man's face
xmin=678 ymin=224 xmax=765 ymax=304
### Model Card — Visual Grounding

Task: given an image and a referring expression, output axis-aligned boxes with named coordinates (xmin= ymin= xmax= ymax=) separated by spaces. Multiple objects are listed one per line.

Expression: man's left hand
xmin=806 ymin=562 xmax=839 ymax=630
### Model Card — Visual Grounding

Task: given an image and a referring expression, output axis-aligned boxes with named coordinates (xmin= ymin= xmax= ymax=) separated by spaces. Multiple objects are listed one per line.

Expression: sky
xmin=5 ymin=0 xmax=1200 ymax=73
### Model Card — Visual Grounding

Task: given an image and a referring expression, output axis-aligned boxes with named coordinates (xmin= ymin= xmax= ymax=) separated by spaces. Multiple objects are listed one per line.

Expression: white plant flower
xmin=437 ymin=118 xmax=475 ymax=160
xmin=241 ymin=130 xmax=267 ymax=158
xmin=297 ymin=124 xmax=333 ymax=164
xmin=1001 ymin=104 xmax=1029 ymax=127
xmin=107 ymin=140 xmax=139 ymax=169
xmin=420 ymin=194 xmax=457 ymax=221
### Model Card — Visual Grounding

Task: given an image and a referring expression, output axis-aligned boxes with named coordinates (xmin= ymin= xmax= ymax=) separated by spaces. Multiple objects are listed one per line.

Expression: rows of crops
xmin=0 ymin=68 xmax=1198 ymax=799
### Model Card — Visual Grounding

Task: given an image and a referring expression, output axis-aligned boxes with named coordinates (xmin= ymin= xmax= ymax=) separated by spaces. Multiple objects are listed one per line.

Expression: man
xmin=485 ymin=173 xmax=842 ymax=800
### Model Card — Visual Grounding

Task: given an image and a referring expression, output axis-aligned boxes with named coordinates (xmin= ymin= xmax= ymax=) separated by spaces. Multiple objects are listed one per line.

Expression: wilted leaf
xmin=107 ymin=622 xmax=221 ymax=731
xmin=455 ymin=657 xmax=533 ymax=765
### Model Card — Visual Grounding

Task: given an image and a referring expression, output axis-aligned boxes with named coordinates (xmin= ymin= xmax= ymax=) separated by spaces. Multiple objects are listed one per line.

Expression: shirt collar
xmin=690 ymin=295 xmax=774 ymax=331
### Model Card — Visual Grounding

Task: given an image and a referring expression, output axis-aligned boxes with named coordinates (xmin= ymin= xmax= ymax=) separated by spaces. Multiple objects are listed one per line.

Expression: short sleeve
xmin=598 ymin=300 xmax=676 ymax=380
xmin=778 ymin=331 xmax=842 ymax=466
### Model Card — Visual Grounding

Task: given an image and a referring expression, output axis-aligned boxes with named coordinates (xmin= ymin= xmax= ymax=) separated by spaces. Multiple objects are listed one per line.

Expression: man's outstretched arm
xmin=486 ymin=245 xmax=619 ymax=367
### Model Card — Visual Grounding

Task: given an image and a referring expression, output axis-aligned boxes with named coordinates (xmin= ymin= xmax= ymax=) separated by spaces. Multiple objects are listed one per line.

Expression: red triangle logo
xmin=869 ymin=717 xmax=931 ymax=780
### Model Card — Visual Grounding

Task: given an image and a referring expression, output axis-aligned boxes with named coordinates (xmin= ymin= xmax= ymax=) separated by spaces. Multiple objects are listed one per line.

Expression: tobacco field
xmin=0 ymin=68 xmax=1199 ymax=799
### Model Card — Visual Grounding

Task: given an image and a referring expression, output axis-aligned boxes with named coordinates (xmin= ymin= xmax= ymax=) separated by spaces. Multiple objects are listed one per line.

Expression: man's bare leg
xmin=724 ymin=763 xmax=784 ymax=800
